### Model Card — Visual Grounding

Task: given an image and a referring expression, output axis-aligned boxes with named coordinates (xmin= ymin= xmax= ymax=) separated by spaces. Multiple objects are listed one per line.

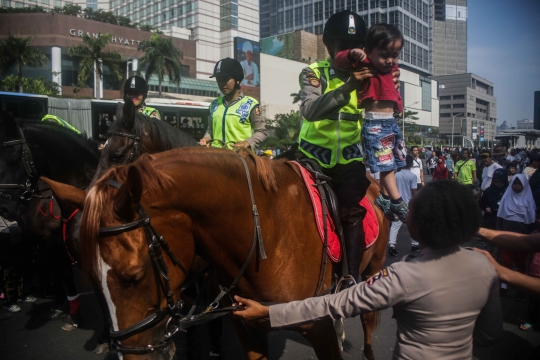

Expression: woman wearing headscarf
xmin=432 ymin=156 xmax=448 ymax=180
xmin=479 ymin=168 xmax=508 ymax=230
xmin=497 ymin=174 xmax=537 ymax=299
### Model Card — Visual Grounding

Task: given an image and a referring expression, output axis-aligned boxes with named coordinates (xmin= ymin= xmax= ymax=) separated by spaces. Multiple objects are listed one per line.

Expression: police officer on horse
xmin=124 ymin=75 xmax=161 ymax=119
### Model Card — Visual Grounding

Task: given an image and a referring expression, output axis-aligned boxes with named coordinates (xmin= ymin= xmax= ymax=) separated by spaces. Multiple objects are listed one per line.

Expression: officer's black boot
xmin=340 ymin=208 xmax=366 ymax=290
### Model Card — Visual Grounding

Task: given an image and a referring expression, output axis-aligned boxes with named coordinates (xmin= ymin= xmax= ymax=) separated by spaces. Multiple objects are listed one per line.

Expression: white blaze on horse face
xmin=98 ymin=250 xmax=124 ymax=359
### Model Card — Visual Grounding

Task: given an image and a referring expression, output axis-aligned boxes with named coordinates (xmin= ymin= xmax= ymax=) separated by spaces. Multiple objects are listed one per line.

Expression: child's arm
xmin=334 ymin=49 xmax=366 ymax=69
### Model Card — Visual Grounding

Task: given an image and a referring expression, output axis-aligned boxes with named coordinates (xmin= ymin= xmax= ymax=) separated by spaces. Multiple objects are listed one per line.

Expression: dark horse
xmin=45 ymin=147 xmax=390 ymax=360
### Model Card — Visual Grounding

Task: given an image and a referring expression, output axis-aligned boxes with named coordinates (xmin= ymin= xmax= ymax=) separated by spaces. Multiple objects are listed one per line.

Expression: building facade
xmin=108 ymin=0 xmax=260 ymax=79
xmin=432 ymin=73 xmax=497 ymax=147
xmin=0 ymin=0 xmax=109 ymax=10
xmin=260 ymin=0 xmax=432 ymax=75
xmin=517 ymin=119 xmax=533 ymax=130
xmin=432 ymin=0 xmax=467 ymax=76
xmin=534 ymin=90 xmax=540 ymax=130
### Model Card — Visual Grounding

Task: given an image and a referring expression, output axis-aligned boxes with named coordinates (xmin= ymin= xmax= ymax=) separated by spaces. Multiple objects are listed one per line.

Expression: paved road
xmin=2 ymin=195 xmax=540 ymax=359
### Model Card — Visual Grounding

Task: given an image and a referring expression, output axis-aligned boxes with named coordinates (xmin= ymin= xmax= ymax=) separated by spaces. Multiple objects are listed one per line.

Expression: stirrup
xmin=335 ymin=275 xmax=356 ymax=293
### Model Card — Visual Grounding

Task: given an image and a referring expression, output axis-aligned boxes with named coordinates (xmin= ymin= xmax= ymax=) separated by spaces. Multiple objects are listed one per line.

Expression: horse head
xmin=42 ymin=160 xmax=192 ymax=360
xmin=0 ymin=111 xmax=34 ymax=220
xmin=92 ymin=100 xmax=199 ymax=186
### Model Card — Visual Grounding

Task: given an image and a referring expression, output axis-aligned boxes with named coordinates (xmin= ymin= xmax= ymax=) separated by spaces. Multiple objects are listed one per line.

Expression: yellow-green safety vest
xmin=140 ymin=106 xmax=160 ymax=118
xmin=209 ymin=96 xmax=258 ymax=148
xmin=297 ymin=60 xmax=363 ymax=168
xmin=41 ymin=114 xmax=81 ymax=134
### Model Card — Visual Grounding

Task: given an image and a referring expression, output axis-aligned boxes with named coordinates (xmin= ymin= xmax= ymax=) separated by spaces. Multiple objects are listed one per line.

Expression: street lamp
xmin=402 ymin=101 xmax=419 ymax=141
xmin=126 ymin=58 xmax=138 ymax=78
xmin=451 ymin=112 xmax=464 ymax=148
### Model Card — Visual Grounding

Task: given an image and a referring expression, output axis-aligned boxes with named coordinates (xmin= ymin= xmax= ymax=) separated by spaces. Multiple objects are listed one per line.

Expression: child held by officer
xmin=334 ymin=23 xmax=407 ymax=221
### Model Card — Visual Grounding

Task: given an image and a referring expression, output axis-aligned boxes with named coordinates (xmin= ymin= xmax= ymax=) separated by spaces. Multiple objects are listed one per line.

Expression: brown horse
xmin=43 ymin=147 xmax=389 ymax=360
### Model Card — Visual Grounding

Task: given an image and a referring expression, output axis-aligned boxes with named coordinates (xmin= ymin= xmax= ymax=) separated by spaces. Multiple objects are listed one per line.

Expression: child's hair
xmin=364 ymin=23 xmax=404 ymax=52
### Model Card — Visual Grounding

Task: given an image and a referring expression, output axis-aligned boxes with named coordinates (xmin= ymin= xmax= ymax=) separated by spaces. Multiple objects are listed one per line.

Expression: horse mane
xmin=23 ymin=120 xmax=101 ymax=163
xmin=236 ymin=149 xmax=278 ymax=193
xmin=80 ymin=153 xmax=174 ymax=282
xmin=108 ymin=113 xmax=199 ymax=149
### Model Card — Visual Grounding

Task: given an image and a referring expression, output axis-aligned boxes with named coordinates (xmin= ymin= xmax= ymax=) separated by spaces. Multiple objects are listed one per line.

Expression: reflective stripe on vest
xmin=297 ymin=60 xmax=363 ymax=168
xmin=141 ymin=106 xmax=160 ymax=118
xmin=209 ymin=96 xmax=258 ymax=148
xmin=41 ymin=115 xmax=81 ymax=134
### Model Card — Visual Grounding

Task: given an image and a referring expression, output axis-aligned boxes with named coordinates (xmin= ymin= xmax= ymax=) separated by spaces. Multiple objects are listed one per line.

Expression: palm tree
xmin=290 ymin=92 xmax=301 ymax=105
xmin=137 ymin=33 xmax=183 ymax=98
xmin=68 ymin=33 xmax=122 ymax=99
xmin=0 ymin=34 xmax=47 ymax=93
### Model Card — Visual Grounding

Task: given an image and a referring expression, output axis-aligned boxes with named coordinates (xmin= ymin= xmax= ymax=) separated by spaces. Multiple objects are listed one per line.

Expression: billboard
xmin=234 ymin=37 xmax=260 ymax=101
xmin=261 ymin=33 xmax=295 ymax=60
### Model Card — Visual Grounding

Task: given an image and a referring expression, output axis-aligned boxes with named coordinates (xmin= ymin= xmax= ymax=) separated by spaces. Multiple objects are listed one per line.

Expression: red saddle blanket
xmin=291 ymin=161 xmax=380 ymax=263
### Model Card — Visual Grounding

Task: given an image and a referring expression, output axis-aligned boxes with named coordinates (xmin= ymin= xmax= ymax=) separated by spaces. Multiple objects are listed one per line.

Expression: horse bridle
xmin=0 ymin=126 xmax=38 ymax=202
xmin=107 ymin=115 xmax=141 ymax=162
xmin=97 ymin=158 xmax=266 ymax=355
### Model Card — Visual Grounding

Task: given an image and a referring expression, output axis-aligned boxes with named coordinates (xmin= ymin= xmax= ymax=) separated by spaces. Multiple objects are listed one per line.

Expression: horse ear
xmin=113 ymin=166 xmax=143 ymax=220
xmin=123 ymin=99 xmax=136 ymax=130
xmin=40 ymin=176 xmax=86 ymax=210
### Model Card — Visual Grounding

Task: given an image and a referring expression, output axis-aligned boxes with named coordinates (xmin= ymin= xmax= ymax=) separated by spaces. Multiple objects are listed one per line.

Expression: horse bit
xmin=98 ymin=157 xmax=266 ymax=355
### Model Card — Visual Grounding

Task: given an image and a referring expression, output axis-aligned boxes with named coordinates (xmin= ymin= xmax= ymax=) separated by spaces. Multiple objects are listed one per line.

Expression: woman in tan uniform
xmin=234 ymin=180 xmax=503 ymax=359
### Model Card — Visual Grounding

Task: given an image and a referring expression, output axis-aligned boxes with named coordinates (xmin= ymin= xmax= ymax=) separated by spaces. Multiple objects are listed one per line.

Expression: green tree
xmin=68 ymin=33 xmax=121 ymax=99
xmin=267 ymin=110 xmax=302 ymax=141
xmin=1 ymin=74 xmax=60 ymax=95
xmin=290 ymin=92 xmax=301 ymax=105
xmin=138 ymin=24 xmax=156 ymax=32
xmin=0 ymin=34 xmax=48 ymax=93
xmin=137 ymin=33 xmax=183 ymax=98
xmin=61 ymin=4 xmax=82 ymax=16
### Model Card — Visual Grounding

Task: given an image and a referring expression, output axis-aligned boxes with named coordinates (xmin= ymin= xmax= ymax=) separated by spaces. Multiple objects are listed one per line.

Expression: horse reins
xmin=107 ymin=115 xmax=141 ymax=162
xmin=97 ymin=157 xmax=267 ymax=355
xmin=0 ymin=126 xmax=38 ymax=202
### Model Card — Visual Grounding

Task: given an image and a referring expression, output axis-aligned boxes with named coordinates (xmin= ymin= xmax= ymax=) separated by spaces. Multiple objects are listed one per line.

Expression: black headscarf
xmin=482 ymin=168 xmax=509 ymax=213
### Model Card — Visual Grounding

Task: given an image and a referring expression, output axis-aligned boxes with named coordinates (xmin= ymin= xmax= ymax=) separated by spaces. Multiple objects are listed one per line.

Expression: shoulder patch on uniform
xmin=254 ymin=104 xmax=261 ymax=116
xmin=309 ymin=77 xmax=321 ymax=88
xmin=306 ymin=70 xmax=317 ymax=78
xmin=366 ymin=269 xmax=389 ymax=286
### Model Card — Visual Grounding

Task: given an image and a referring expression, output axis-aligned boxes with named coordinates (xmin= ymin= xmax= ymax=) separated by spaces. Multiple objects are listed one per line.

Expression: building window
xmin=335 ymin=0 xmax=344 ymax=12
xmin=453 ymin=104 xmax=465 ymax=108
xmin=403 ymin=0 xmax=409 ymax=12
xmin=440 ymin=95 xmax=451 ymax=100
xmin=440 ymin=113 xmax=451 ymax=117
xmin=403 ymin=15 xmax=410 ymax=37
xmin=346 ymin=0 xmax=356 ymax=12
xmin=285 ymin=0 xmax=293 ymax=6
xmin=421 ymin=79 xmax=431 ymax=111
xmin=423 ymin=48 xmax=428 ymax=69
xmin=358 ymin=0 xmax=368 ymax=11
xmin=453 ymin=95 xmax=465 ymax=100
xmin=314 ymin=24 xmax=323 ymax=34
xmin=304 ymin=4 xmax=313 ymax=23
xmin=411 ymin=44 xmax=417 ymax=66
xmin=314 ymin=1 xmax=323 ymax=21
xmin=440 ymin=104 xmax=451 ymax=109
xmin=422 ymin=1 xmax=428 ymax=22
xmin=403 ymin=40 xmax=410 ymax=63
xmin=434 ymin=0 xmax=445 ymax=21
xmin=278 ymin=12 xmax=284 ymax=31
xmin=324 ymin=0 xmax=333 ymax=20
xmin=294 ymin=6 xmax=303 ymax=27
xmin=285 ymin=9 xmax=293 ymax=28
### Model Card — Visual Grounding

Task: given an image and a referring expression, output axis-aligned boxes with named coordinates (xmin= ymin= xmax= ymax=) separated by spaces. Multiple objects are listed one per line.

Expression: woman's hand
xmin=472 ymin=248 xmax=508 ymax=282
xmin=233 ymin=140 xmax=251 ymax=149
xmin=232 ymin=295 xmax=269 ymax=321
xmin=485 ymin=207 xmax=492 ymax=214
xmin=199 ymin=137 xmax=211 ymax=147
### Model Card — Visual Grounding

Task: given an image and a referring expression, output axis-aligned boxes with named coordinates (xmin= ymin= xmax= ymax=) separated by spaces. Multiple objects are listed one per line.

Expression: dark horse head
xmin=0 ymin=110 xmax=100 ymax=226
xmin=91 ymin=101 xmax=199 ymax=185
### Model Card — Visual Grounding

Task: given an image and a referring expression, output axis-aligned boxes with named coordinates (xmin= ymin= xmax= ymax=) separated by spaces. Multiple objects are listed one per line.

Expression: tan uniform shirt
xmin=203 ymin=92 xmax=267 ymax=149
xmin=270 ymin=246 xmax=502 ymax=359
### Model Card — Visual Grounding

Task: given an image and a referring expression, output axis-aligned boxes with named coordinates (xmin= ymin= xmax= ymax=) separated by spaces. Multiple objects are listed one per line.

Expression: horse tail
xmin=238 ymin=149 xmax=278 ymax=192
xmin=80 ymin=183 xmax=106 ymax=285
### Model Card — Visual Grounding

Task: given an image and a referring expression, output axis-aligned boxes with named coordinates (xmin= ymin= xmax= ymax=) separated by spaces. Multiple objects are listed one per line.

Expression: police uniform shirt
xmin=203 ymin=92 xmax=267 ymax=148
xmin=269 ymin=246 xmax=502 ymax=359
xmin=299 ymin=61 xmax=353 ymax=122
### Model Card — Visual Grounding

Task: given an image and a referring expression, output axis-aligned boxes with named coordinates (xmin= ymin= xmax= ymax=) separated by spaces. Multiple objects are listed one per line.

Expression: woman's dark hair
xmin=365 ymin=23 xmax=404 ymax=52
xmin=409 ymin=180 xmax=481 ymax=248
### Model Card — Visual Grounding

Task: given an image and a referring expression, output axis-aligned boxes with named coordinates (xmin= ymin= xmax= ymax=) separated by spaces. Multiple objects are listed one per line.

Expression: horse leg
xmin=232 ymin=318 xmax=269 ymax=360
xmin=300 ymin=319 xmax=342 ymax=360
xmin=360 ymin=311 xmax=379 ymax=360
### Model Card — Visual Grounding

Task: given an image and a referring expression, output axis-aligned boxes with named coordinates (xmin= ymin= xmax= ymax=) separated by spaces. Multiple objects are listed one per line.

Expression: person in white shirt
xmin=240 ymin=41 xmax=260 ymax=87
xmin=410 ymin=146 xmax=424 ymax=190
xmin=480 ymin=150 xmax=502 ymax=193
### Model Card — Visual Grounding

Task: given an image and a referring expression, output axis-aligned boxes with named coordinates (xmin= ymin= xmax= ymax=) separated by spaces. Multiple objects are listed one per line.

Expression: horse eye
xmin=110 ymin=153 xmax=124 ymax=163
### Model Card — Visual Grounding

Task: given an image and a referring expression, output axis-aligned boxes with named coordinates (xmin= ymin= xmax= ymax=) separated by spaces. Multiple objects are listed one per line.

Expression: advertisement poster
xmin=261 ymin=33 xmax=295 ymax=60
xmin=234 ymin=37 xmax=260 ymax=101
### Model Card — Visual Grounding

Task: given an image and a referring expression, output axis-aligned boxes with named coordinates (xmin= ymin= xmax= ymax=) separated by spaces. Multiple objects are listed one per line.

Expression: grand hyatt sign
xmin=69 ymin=29 xmax=141 ymax=46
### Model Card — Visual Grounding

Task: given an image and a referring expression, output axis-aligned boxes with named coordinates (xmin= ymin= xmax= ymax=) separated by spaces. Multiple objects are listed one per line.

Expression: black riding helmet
xmin=323 ymin=10 xmax=367 ymax=51
xmin=209 ymin=57 xmax=244 ymax=82
xmin=124 ymin=76 xmax=149 ymax=100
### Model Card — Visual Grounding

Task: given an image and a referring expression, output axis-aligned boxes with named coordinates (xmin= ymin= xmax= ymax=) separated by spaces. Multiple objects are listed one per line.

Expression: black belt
xmin=327 ymin=113 xmax=361 ymax=121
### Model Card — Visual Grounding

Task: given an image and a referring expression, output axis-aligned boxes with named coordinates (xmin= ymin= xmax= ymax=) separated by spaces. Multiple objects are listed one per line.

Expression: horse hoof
xmin=94 ymin=343 xmax=110 ymax=355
